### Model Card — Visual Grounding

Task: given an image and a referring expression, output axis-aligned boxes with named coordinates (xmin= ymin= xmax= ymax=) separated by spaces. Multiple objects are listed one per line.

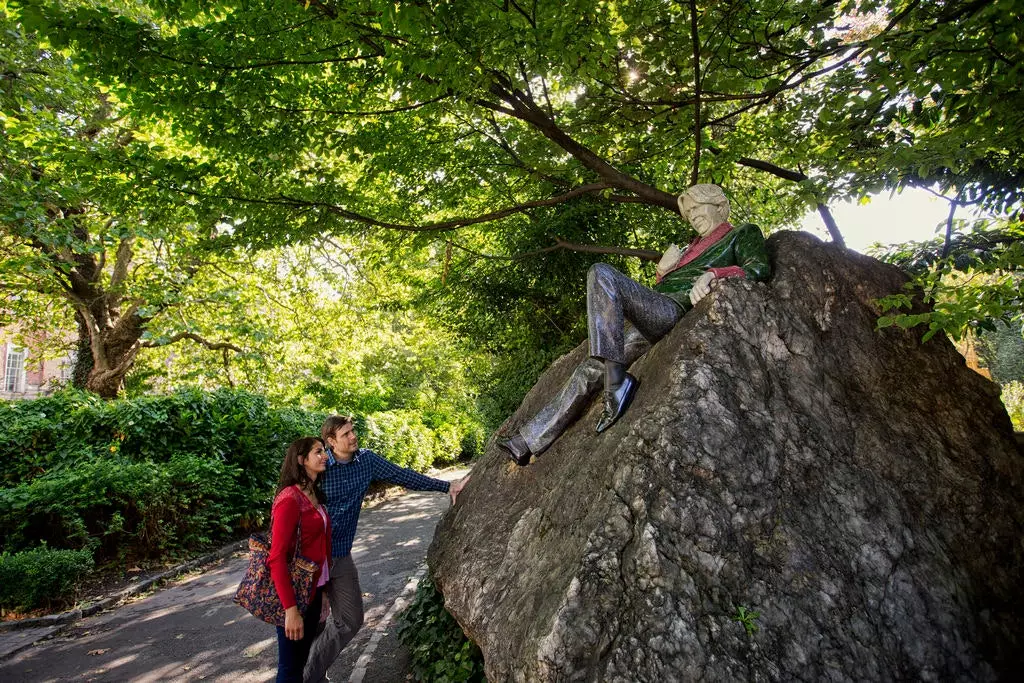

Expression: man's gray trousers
xmin=518 ymin=263 xmax=684 ymax=455
xmin=303 ymin=554 xmax=364 ymax=683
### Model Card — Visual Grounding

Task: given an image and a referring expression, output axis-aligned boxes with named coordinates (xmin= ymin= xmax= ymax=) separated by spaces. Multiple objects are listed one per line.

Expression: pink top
xmin=316 ymin=505 xmax=330 ymax=588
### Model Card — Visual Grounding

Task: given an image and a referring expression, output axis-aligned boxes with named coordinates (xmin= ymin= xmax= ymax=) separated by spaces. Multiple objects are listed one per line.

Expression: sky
xmin=797 ymin=187 xmax=952 ymax=253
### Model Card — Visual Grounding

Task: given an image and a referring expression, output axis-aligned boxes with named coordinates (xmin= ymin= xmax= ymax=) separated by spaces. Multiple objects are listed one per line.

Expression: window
xmin=4 ymin=346 xmax=25 ymax=393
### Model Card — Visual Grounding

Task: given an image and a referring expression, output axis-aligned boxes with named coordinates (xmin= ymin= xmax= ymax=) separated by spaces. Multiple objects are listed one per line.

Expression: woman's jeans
xmin=276 ymin=588 xmax=323 ymax=683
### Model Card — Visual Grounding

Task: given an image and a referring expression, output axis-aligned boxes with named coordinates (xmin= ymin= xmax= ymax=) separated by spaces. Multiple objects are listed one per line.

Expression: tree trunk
xmin=71 ymin=314 xmax=94 ymax=390
xmin=77 ymin=311 xmax=146 ymax=399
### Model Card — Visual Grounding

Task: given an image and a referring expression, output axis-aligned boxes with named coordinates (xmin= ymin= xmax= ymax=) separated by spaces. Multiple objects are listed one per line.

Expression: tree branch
xmin=167 ymin=182 xmax=617 ymax=232
xmin=140 ymin=331 xmax=244 ymax=352
xmin=942 ymin=198 xmax=958 ymax=259
xmin=816 ymin=203 xmax=845 ymax=248
xmin=108 ymin=236 xmax=133 ymax=293
xmin=689 ymin=0 xmax=702 ymax=185
xmin=262 ymin=94 xmax=448 ymax=117
xmin=553 ymin=238 xmax=662 ymax=262
xmin=486 ymin=82 xmax=680 ymax=212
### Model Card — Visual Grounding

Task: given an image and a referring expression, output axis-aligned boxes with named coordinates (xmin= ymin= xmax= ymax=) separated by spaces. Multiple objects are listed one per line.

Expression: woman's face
xmin=301 ymin=441 xmax=329 ymax=481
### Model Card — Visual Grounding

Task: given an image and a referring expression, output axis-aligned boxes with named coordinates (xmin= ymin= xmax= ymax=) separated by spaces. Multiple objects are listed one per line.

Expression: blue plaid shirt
xmin=321 ymin=448 xmax=450 ymax=557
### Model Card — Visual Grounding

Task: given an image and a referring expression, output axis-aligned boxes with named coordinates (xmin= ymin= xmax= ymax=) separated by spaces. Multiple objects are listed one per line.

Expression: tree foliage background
xmin=2 ymin=0 xmax=1023 ymax=614
xmin=4 ymin=0 xmax=1023 ymax=414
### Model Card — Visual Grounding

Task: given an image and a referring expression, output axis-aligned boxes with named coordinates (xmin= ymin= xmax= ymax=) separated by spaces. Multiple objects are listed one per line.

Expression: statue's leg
xmin=587 ymin=263 xmax=683 ymax=363
xmin=505 ymin=264 xmax=679 ymax=461
xmin=517 ymin=325 xmax=651 ymax=457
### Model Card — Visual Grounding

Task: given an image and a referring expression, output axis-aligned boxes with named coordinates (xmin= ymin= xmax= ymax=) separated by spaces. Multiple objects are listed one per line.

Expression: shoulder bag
xmin=233 ymin=487 xmax=319 ymax=626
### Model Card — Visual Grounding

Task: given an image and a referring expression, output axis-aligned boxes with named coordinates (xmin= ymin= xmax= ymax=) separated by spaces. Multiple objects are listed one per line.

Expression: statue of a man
xmin=499 ymin=183 xmax=771 ymax=466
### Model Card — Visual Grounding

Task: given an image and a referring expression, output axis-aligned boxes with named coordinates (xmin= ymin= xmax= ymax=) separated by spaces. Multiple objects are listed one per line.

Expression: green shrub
xmin=457 ymin=422 xmax=486 ymax=460
xmin=0 ymin=390 xmax=102 ymax=484
xmin=0 ymin=454 xmax=241 ymax=562
xmin=0 ymin=388 xmax=324 ymax=493
xmin=0 ymin=546 xmax=94 ymax=611
xmin=1001 ymin=380 xmax=1024 ymax=431
xmin=0 ymin=387 xmax=483 ymax=575
xmin=361 ymin=410 xmax=486 ymax=469
xmin=398 ymin=576 xmax=486 ymax=683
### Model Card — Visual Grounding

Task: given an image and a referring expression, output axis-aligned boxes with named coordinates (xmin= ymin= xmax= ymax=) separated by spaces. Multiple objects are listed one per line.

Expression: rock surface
xmin=429 ymin=231 xmax=1024 ymax=682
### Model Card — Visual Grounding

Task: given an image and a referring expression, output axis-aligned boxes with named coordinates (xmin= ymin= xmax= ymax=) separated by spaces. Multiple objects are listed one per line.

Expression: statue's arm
xmin=734 ymin=225 xmax=772 ymax=282
xmin=655 ymin=244 xmax=683 ymax=281
xmin=707 ymin=225 xmax=771 ymax=282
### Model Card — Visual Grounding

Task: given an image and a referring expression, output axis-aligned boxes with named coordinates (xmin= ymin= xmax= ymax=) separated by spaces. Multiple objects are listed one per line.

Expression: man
xmin=498 ymin=183 xmax=771 ymax=465
xmin=304 ymin=415 xmax=470 ymax=682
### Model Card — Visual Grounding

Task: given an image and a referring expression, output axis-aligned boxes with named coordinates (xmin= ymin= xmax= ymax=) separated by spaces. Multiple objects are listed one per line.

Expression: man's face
xmin=328 ymin=423 xmax=359 ymax=461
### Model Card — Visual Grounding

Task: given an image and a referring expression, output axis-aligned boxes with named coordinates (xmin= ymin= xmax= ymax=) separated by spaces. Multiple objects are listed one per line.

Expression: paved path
xmin=1 ymin=469 xmax=467 ymax=682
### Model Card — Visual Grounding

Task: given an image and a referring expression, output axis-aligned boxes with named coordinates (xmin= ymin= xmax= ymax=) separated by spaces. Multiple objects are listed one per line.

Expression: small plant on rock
xmin=732 ymin=604 xmax=761 ymax=636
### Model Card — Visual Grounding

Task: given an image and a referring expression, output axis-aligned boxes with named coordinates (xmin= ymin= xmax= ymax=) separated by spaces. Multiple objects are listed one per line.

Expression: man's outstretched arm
xmin=369 ymin=451 xmax=469 ymax=504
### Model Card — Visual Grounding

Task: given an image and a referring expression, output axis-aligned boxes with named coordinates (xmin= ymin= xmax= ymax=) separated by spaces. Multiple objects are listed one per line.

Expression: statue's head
xmin=677 ymin=184 xmax=730 ymax=236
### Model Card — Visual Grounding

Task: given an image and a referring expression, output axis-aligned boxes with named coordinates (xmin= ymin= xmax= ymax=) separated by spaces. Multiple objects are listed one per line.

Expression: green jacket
xmin=652 ymin=223 xmax=771 ymax=310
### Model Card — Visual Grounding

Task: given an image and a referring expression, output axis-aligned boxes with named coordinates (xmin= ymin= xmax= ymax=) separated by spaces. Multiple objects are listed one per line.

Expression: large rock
xmin=429 ymin=231 xmax=1024 ymax=682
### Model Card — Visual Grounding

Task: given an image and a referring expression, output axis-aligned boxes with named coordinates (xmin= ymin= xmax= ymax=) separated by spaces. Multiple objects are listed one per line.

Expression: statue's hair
xmin=677 ymin=183 xmax=729 ymax=216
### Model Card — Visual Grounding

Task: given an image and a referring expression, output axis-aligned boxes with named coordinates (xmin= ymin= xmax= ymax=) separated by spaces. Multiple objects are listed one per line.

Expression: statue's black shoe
xmin=498 ymin=433 xmax=532 ymax=466
xmin=596 ymin=373 xmax=639 ymax=433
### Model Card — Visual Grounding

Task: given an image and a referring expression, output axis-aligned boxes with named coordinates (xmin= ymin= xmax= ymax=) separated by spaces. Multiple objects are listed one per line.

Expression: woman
xmin=269 ymin=436 xmax=332 ymax=682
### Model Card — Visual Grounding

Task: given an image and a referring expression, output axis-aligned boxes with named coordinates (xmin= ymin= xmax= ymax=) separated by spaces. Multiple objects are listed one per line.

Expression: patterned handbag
xmin=233 ymin=488 xmax=319 ymax=627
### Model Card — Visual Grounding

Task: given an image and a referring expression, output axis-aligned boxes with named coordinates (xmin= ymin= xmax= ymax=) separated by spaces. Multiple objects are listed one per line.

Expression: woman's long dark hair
xmin=276 ymin=436 xmax=327 ymax=505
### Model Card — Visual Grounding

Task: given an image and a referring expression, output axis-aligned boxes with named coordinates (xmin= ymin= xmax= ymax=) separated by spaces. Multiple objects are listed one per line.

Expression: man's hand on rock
xmin=689 ymin=270 xmax=717 ymax=307
xmin=450 ymin=475 xmax=471 ymax=505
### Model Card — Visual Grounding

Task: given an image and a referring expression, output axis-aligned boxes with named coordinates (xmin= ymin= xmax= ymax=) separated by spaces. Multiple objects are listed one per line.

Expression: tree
xmin=18 ymin=0 xmax=873 ymax=243
xmin=1 ymin=14 xmax=243 ymax=397
xmin=10 ymin=0 xmax=1024 ymax=397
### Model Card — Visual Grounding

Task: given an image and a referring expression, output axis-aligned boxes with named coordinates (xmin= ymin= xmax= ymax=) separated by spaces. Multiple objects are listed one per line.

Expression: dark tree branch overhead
xmin=485 ymin=82 xmax=681 ymax=212
xmin=140 ymin=331 xmax=244 ymax=352
xmin=689 ymin=0 xmax=703 ymax=186
xmin=553 ymin=238 xmax=662 ymax=262
xmin=942 ymin=195 xmax=958 ymax=259
xmin=162 ymin=182 xmax=619 ymax=232
xmin=816 ymin=203 xmax=845 ymax=249
xmin=262 ymin=94 xmax=449 ymax=117
xmin=447 ymin=237 xmax=662 ymax=263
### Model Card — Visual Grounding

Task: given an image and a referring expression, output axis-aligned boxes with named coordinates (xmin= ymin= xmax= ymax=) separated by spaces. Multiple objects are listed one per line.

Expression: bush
xmin=398 ymin=576 xmax=485 ymax=683
xmin=1001 ymin=380 xmax=1024 ymax=431
xmin=0 ymin=389 xmax=324 ymax=508
xmin=0 ymin=387 xmax=483 ymax=577
xmin=0 ymin=546 xmax=94 ymax=611
xmin=0 ymin=454 xmax=241 ymax=562
xmin=361 ymin=409 xmax=483 ymax=470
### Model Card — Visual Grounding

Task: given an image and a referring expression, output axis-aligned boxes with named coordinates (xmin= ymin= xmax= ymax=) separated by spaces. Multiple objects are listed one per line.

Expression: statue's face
xmin=678 ymin=185 xmax=730 ymax=236
xmin=683 ymin=201 xmax=727 ymax=236
xmin=687 ymin=204 xmax=718 ymax=236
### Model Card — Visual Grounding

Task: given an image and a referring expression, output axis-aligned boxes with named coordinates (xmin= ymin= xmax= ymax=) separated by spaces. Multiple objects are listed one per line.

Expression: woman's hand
xmin=284 ymin=606 xmax=303 ymax=641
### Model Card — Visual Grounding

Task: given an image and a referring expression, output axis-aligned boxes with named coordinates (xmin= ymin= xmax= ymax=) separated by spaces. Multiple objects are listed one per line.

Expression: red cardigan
xmin=269 ymin=485 xmax=332 ymax=611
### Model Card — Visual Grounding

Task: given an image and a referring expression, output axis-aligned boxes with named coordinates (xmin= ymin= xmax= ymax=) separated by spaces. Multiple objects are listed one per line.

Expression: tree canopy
xmin=3 ymin=0 xmax=1023 ymax=401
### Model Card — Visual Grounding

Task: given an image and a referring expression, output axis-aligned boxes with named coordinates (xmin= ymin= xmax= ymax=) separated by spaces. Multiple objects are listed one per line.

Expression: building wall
xmin=1 ymin=331 xmax=74 ymax=400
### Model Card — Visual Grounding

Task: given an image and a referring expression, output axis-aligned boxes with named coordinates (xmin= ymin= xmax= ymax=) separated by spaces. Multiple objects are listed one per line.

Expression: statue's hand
xmin=656 ymin=244 xmax=682 ymax=278
xmin=689 ymin=270 xmax=717 ymax=306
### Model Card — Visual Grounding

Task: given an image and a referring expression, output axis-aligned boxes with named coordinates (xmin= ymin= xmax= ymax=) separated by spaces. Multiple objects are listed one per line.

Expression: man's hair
xmin=677 ymin=183 xmax=729 ymax=216
xmin=321 ymin=414 xmax=354 ymax=442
